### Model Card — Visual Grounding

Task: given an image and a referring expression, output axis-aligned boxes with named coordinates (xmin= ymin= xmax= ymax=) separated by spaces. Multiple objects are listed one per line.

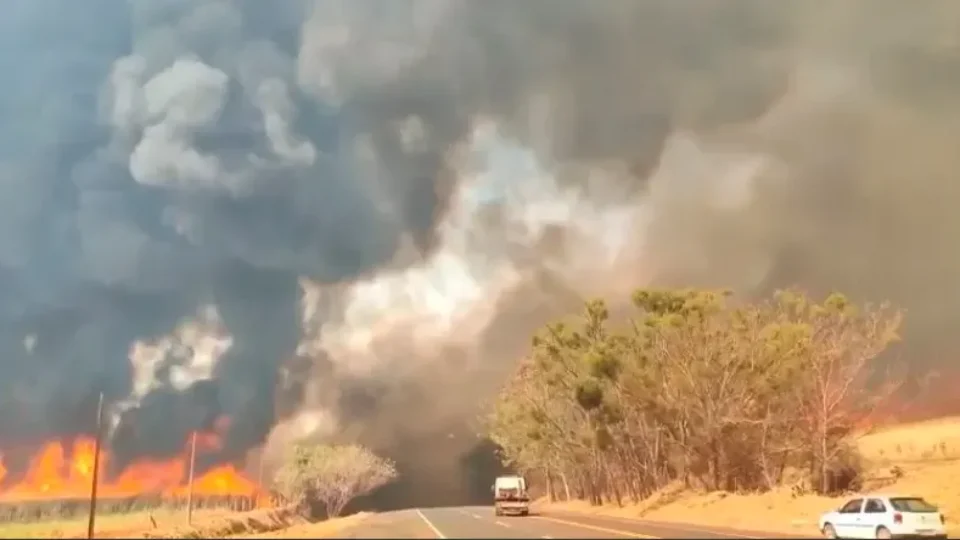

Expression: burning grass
xmin=0 ymin=434 xmax=264 ymax=503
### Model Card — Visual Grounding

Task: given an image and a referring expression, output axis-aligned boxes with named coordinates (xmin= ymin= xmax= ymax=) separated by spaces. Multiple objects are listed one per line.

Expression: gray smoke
xmin=0 ymin=0 xmax=958 ymax=504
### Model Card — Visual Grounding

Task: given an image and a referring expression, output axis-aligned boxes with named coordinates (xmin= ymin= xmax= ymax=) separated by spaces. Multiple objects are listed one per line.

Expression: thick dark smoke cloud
xmin=0 ymin=0 xmax=444 ymax=467
xmin=1 ymin=0 xmax=959 ymax=506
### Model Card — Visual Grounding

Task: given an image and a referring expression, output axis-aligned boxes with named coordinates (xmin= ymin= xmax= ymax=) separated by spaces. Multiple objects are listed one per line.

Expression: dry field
xmin=0 ymin=507 xmax=236 ymax=538
xmin=0 ymin=505 xmax=357 ymax=539
xmin=539 ymin=416 xmax=960 ymax=536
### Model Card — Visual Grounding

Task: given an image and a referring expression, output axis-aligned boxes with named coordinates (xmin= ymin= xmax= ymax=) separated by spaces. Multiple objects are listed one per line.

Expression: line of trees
xmin=487 ymin=288 xmax=903 ymax=504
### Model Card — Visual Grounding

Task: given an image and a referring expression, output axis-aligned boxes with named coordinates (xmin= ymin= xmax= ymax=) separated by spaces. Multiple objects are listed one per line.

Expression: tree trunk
xmin=820 ymin=417 xmax=829 ymax=494
xmin=560 ymin=471 xmax=572 ymax=501
xmin=545 ymin=468 xmax=556 ymax=502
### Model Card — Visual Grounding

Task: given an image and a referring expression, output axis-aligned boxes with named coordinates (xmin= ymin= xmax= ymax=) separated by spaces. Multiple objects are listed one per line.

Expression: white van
xmin=492 ymin=475 xmax=529 ymax=516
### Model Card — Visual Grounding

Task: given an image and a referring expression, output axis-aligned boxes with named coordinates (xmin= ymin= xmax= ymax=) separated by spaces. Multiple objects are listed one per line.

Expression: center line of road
xmin=572 ymin=514 xmax=762 ymax=539
xmin=533 ymin=516 xmax=656 ymax=538
xmin=415 ymin=508 xmax=446 ymax=539
xmin=471 ymin=513 xmax=482 ymax=519
xmin=495 ymin=520 xmax=511 ymax=528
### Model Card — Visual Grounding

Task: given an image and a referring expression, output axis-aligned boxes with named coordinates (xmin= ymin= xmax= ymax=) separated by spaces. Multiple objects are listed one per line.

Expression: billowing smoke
xmin=1 ymin=0 xmax=959 ymax=506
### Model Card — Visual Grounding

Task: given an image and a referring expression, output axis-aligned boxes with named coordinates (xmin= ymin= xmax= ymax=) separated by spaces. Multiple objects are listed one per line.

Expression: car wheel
xmin=875 ymin=526 xmax=891 ymax=539
xmin=822 ymin=523 xmax=837 ymax=538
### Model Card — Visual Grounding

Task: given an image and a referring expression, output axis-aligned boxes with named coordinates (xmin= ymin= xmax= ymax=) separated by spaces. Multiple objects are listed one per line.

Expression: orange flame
xmin=0 ymin=434 xmax=269 ymax=504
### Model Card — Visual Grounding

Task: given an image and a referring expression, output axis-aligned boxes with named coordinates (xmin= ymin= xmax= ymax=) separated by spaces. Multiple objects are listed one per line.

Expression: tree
xmin=487 ymin=287 xmax=905 ymax=502
xmin=772 ymin=290 xmax=903 ymax=493
xmin=273 ymin=443 xmax=398 ymax=518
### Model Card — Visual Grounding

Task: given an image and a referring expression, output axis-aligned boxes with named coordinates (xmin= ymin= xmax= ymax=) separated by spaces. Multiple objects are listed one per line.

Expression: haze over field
xmin=1 ymin=0 xmax=959 ymax=507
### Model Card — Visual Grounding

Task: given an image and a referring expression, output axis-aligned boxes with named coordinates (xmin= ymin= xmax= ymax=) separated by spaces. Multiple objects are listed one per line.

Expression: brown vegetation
xmin=0 ymin=502 xmax=355 ymax=539
xmin=487 ymin=288 xmax=906 ymax=505
xmin=0 ymin=498 xmax=268 ymax=539
xmin=238 ymin=512 xmax=369 ymax=538
xmin=0 ymin=506 xmax=256 ymax=539
xmin=536 ymin=417 xmax=960 ymax=536
xmin=272 ymin=443 xmax=397 ymax=519
xmin=132 ymin=506 xmax=303 ymax=539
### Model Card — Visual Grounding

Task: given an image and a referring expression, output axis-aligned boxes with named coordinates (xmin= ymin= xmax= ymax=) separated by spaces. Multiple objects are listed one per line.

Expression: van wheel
xmin=875 ymin=526 xmax=891 ymax=539
xmin=822 ymin=523 xmax=837 ymax=538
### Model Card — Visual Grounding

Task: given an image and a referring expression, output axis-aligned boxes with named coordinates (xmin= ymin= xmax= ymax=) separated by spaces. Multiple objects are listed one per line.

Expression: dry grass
xmin=538 ymin=416 xmax=960 ymax=537
xmin=0 ymin=500 xmax=366 ymax=540
xmin=858 ymin=416 xmax=960 ymax=464
xmin=236 ymin=512 xmax=370 ymax=538
xmin=0 ymin=508 xmax=232 ymax=539
xmin=137 ymin=507 xmax=304 ymax=538
xmin=0 ymin=507 xmax=311 ymax=539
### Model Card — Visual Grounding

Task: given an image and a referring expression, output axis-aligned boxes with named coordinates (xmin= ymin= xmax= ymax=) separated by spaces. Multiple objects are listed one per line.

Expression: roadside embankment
xmin=538 ymin=416 xmax=960 ymax=537
xmin=86 ymin=506 xmax=305 ymax=539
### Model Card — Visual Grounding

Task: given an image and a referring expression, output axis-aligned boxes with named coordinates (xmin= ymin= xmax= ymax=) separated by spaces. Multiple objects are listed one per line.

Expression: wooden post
xmin=255 ymin=451 xmax=265 ymax=508
xmin=87 ymin=392 xmax=105 ymax=539
xmin=186 ymin=431 xmax=198 ymax=525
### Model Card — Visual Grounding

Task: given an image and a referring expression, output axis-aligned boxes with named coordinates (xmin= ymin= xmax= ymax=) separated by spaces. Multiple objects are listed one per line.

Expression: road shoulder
xmin=537 ymin=506 xmax=812 ymax=539
xmin=239 ymin=512 xmax=371 ymax=538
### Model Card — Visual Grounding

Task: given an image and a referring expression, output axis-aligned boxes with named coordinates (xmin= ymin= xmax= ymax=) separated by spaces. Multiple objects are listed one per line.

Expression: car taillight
xmin=893 ymin=513 xmax=903 ymax=524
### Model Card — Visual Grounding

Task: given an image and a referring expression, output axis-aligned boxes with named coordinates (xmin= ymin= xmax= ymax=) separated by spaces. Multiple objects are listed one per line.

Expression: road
xmin=326 ymin=505 xmax=810 ymax=538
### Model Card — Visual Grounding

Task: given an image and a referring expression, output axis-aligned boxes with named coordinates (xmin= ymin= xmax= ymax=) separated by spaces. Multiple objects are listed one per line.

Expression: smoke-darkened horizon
xmin=1 ymin=0 xmax=959 ymax=506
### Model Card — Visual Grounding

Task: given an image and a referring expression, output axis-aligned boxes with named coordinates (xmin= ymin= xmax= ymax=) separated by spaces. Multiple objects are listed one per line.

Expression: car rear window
xmin=889 ymin=497 xmax=938 ymax=512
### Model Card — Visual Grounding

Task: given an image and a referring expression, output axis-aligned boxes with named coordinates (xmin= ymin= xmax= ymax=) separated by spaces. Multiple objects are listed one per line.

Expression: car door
xmin=835 ymin=498 xmax=865 ymax=538
xmin=860 ymin=498 xmax=888 ymax=538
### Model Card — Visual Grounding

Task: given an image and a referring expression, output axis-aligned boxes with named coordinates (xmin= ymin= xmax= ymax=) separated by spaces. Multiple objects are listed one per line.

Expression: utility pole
xmin=255 ymin=451 xmax=265 ymax=508
xmin=186 ymin=431 xmax=198 ymax=525
xmin=87 ymin=391 xmax=105 ymax=539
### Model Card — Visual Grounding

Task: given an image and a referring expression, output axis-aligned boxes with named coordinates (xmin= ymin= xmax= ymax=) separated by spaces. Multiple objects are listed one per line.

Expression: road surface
xmin=326 ymin=506 xmax=810 ymax=538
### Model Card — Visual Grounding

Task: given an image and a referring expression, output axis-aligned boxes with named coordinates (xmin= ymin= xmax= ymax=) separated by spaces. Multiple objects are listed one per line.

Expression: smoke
xmin=1 ymin=0 xmax=959 ymax=504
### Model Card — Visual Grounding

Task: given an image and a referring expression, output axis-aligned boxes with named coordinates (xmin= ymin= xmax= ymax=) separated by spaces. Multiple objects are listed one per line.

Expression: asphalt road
xmin=327 ymin=505 xmax=810 ymax=538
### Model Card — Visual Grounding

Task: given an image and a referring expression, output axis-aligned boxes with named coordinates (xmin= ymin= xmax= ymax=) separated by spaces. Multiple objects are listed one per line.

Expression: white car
xmin=819 ymin=495 xmax=947 ymax=539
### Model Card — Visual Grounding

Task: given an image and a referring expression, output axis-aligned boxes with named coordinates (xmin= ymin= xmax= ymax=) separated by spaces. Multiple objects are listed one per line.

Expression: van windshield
xmin=889 ymin=498 xmax=938 ymax=513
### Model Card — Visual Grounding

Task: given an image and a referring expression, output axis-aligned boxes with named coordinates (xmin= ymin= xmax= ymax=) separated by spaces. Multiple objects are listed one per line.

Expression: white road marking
xmin=533 ymin=516 xmax=655 ymax=538
xmin=496 ymin=520 xmax=511 ymax=528
xmin=416 ymin=508 xmax=447 ymax=539
xmin=455 ymin=508 xmax=484 ymax=519
xmin=542 ymin=536 xmax=553 ymax=539
xmin=565 ymin=513 xmax=759 ymax=538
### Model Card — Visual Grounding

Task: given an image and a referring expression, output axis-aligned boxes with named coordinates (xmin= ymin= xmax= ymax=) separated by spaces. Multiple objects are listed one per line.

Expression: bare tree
xmin=774 ymin=290 xmax=903 ymax=493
